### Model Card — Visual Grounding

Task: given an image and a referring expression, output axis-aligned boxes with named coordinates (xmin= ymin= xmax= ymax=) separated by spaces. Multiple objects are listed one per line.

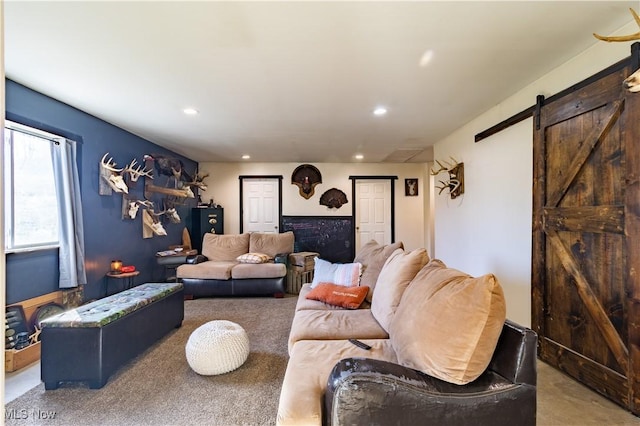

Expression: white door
xmin=355 ymin=180 xmax=392 ymax=250
xmin=242 ymin=178 xmax=280 ymax=233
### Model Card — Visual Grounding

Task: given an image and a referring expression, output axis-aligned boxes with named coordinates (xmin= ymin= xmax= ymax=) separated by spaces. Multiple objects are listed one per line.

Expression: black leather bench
xmin=40 ymin=283 xmax=184 ymax=390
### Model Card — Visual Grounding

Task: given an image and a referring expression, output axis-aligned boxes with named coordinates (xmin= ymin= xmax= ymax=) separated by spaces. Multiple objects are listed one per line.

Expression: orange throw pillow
xmin=305 ymin=282 xmax=369 ymax=309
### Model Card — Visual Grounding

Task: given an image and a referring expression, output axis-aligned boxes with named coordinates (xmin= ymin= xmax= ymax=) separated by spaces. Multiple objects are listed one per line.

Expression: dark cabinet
xmin=189 ymin=207 xmax=224 ymax=253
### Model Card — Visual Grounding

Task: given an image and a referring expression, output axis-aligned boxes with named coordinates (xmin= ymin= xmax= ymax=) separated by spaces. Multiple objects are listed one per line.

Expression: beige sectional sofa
xmin=176 ymin=231 xmax=294 ymax=298
xmin=277 ymin=240 xmax=537 ymax=426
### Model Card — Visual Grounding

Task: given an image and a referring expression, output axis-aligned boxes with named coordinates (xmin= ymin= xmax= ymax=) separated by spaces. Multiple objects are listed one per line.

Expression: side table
xmin=105 ymin=271 xmax=140 ymax=296
xmin=286 ymin=252 xmax=319 ymax=294
xmin=156 ymin=249 xmax=198 ymax=281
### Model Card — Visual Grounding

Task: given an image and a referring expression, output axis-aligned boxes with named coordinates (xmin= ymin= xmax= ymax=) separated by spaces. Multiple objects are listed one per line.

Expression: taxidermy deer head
xmin=164 ymin=208 xmax=181 ymax=224
xmin=100 ymin=153 xmax=129 ymax=193
xmin=593 ymin=8 xmax=640 ymax=93
xmin=158 ymin=199 xmax=182 ymax=224
xmin=127 ymin=201 xmax=140 ymax=219
xmin=141 ymin=203 xmax=168 ymax=238
xmin=430 ymin=157 xmax=465 ymax=199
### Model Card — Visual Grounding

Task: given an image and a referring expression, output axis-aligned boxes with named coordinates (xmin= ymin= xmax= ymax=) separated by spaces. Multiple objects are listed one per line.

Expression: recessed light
xmin=373 ymin=107 xmax=387 ymax=116
xmin=355 ymin=154 xmax=364 ymax=160
xmin=183 ymin=108 xmax=199 ymax=115
xmin=242 ymin=155 xmax=251 ymax=160
xmin=419 ymin=49 xmax=434 ymax=67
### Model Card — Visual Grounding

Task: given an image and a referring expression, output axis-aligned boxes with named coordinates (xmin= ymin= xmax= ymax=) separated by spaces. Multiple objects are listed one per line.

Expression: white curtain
xmin=52 ymin=139 xmax=87 ymax=288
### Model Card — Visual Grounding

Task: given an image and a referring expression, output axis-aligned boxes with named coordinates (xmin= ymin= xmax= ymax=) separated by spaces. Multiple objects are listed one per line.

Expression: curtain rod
xmin=6 ymin=122 xmax=62 ymax=145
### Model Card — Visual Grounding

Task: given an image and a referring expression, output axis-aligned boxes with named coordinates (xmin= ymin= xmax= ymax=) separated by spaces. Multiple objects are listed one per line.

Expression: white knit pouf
xmin=185 ymin=320 xmax=250 ymax=375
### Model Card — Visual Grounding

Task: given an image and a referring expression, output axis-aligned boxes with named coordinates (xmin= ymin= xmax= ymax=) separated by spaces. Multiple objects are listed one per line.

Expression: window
xmin=4 ymin=121 xmax=61 ymax=252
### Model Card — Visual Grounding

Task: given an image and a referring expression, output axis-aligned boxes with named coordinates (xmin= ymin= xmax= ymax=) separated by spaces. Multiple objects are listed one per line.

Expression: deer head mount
xmin=593 ymin=8 xmax=640 ymax=93
xmin=160 ymin=199 xmax=182 ymax=224
xmin=430 ymin=158 xmax=465 ymax=199
xmin=100 ymin=154 xmax=155 ymax=195
xmin=142 ymin=209 xmax=167 ymax=238
xmin=100 ymin=153 xmax=129 ymax=194
xmin=139 ymin=200 xmax=169 ymax=238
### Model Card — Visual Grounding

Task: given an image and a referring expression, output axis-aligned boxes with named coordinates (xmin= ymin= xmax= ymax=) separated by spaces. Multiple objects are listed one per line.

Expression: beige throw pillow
xmin=389 ymin=259 xmax=506 ymax=385
xmin=236 ymin=253 xmax=272 ymax=264
xmin=354 ymin=240 xmax=404 ymax=302
xmin=370 ymin=248 xmax=429 ymax=332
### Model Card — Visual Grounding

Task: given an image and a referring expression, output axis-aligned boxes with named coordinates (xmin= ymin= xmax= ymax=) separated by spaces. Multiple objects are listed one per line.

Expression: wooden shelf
xmin=5 ymin=291 xmax=63 ymax=372
xmin=6 ymin=342 xmax=40 ymax=372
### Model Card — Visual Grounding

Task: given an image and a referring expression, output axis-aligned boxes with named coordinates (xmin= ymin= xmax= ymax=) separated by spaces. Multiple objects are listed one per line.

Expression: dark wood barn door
xmin=532 ymin=63 xmax=640 ymax=413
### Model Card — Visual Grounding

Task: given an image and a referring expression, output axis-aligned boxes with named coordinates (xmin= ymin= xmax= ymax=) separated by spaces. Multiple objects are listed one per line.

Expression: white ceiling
xmin=4 ymin=1 xmax=638 ymax=163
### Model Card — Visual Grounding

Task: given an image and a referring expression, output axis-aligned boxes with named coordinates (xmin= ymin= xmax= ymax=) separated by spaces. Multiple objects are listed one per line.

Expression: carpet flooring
xmin=5 ymin=295 xmax=640 ymax=425
xmin=5 ymin=296 xmax=297 ymax=426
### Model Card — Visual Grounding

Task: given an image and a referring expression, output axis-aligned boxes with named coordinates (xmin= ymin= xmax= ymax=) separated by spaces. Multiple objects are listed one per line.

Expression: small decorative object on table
xmin=110 ymin=260 xmax=123 ymax=274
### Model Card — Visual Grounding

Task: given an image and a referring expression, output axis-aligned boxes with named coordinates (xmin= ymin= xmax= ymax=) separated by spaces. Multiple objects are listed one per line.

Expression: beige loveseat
xmin=277 ymin=240 xmax=537 ymax=426
xmin=177 ymin=231 xmax=294 ymax=298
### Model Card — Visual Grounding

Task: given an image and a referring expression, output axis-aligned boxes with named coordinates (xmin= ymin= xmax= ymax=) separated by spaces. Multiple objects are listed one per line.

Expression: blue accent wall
xmin=5 ymin=79 xmax=197 ymax=303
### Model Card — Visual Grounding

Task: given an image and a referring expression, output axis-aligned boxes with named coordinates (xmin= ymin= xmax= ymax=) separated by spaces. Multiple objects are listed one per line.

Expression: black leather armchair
xmin=325 ymin=320 xmax=537 ymax=426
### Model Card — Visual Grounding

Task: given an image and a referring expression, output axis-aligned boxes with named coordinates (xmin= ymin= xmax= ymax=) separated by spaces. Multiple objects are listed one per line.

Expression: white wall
xmin=432 ymin=23 xmax=636 ymax=327
xmin=197 ymin=162 xmax=430 ymax=251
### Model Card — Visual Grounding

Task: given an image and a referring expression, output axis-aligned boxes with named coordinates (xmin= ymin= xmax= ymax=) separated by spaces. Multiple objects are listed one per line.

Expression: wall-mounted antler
xmin=100 ymin=153 xmax=124 ymax=173
xmin=184 ymin=172 xmax=210 ymax=191
xmin=100 ymin=153 xmax=128 ymax=194
xmin=158 ymin=199 xmax=182 ymax=224
xmin=593 ymin=8 xmax=640 ymax=93
xmin=593 ymin=8 xmax=640 ymax=42
xmin=139 ymin=200 xmax=168 ymax=238
xmin=430 ymin=157 xmax=464 ymax=199
xmin=124 ymin=159 xmax=154 ymax=182
xmin=145 ymin=154 xmax=193 ymax=183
